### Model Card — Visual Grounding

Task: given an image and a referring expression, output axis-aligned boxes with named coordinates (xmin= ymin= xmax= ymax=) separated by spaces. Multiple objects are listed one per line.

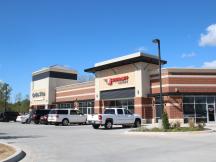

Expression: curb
xmin=124 ymin=129 xmax=215 ymax=136
xmin=0 ymin=142 xmax=26 ymax=162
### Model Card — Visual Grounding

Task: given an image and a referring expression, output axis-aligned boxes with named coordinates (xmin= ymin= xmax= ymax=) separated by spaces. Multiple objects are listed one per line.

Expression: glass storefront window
xmin=121 ymin=100 xmax=128 ymax=106
xmin=183 ymin=96 xmax=216 ymax=123
xmin=183 ymin=97 xmax=194 ymax=103
xmin=128 ymin=106 xmax=134 ymax=113
xmin=110 ymin=101 xmax=116 ymax=107
xmin=207 ymin=97 xmax=214 ymax=103
xmin=195 ymin=104 xmax=207 ymax=118
xmin=183 ymin=104 xmax=195 ymax=118
xmin=104 ymin=99 xmax=134 ymax=113
xmin=195 ymin=96 xmax=206 ymax=103
xmin=128 ymin=99 xmax=134 ymax=105
xmin=116 ymin=100 xmax=122 ymax=107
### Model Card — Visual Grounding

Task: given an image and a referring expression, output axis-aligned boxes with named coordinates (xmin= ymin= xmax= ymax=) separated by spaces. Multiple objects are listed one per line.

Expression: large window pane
xmin=195 ymin=103 xmax=207 ymax=123
xmin=195 ymin=104 xmax=207 ymax=118
xmin=128 ymin=99 xmax=134 ymax=105
xmin=128 ymin=105 xmax=134 ymax=113
xmin=207 ymin=97 xmax=215 ymax=104
xmin=110 ymin=101 xmax=116 ymax=107
xmin=195 ymin=97 xmax=206 ymax=103
xmin=82 ymin=107 xmax=87 ymax=114
xmin=183 ymin=97 xmax=194 ymax=103
xmin=116 ymin=100 xmax=122 ymax=107
xmin=183 ymin=104 xmax=195 ymax=117
xmin=121 ymin=100 xmax=128 ymax=106
xmin=196 ymin=118 xmax=207 ymax=123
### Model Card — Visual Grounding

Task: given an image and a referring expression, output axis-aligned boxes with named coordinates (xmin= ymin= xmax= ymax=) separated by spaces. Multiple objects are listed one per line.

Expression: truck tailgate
xmin=87 ymin=114 xmax=99 ymax=121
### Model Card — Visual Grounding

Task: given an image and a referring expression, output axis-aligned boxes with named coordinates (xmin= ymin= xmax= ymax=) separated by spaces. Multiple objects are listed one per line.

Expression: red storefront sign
xmin=104 ymin=76 xmax=129 ymax=85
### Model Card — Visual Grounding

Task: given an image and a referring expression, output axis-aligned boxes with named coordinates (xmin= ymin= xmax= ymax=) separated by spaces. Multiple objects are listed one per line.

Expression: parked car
xmin=0 ymin=111 xmax=19 ymax=122
xmin=31 ymin=109 xmax=51 ymax=124
xmin=88 ymin=108 xmax=142 ymax=129
xmin=16 ymin=113 xmax=30 ymax=124
xmin=39 ymin=114 xmax=49 ymax=125
xmin=48 ymin=109 xmax=87 ymax=126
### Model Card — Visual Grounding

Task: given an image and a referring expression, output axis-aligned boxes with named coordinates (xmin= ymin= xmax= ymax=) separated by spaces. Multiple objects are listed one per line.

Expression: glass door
xmin=207 ymin=104 xmax=215 ymax=122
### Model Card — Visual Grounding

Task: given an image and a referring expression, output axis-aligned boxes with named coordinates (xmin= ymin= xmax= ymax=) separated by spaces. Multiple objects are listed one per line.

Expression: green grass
xmin=132 ymin=126 xmax=205 ymax=132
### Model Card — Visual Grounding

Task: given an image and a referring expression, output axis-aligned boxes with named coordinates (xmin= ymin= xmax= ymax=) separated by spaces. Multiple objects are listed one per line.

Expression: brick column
xmin=135 ymin=97 xmax=153 ymax=123
xmin=164 ymin=96 xmax=183 ymax=122
xmin=94 ymin=100 xmax=102 ymax=114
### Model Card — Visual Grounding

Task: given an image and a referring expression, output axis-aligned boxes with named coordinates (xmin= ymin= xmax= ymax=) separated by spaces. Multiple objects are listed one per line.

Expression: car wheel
xmin=62 ymin=119 xmax=69 ymax=126
xmin=92 ymin=124 xmax=100 ymax=129
xmin=34 ymin=121 xmax=39 ymax=124
xmin=105 ymin=120 xmax=113 ymax=129
xmin=134 ymin=119 xmax=141 ymax=128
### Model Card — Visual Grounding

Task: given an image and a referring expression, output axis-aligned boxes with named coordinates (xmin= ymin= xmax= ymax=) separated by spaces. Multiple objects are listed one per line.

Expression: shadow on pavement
xmin=0 ymin=135 xmax=43 ymax=140
xmin=99 ymin=127 xmax=132 ymax=130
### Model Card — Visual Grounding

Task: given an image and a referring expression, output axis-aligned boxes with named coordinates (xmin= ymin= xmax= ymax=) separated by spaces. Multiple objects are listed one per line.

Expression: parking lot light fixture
xmin=152 ymin=39 xmax=164 ymax=118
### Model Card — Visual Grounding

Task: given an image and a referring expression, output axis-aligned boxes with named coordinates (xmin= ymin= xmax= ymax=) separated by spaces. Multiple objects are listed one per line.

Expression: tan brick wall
xmin=164 ymin=96 xmax=183 ymax=119
xmin=94 ymin=100 xmax=102 ymax=114
xmin=135 ymin=97 xmax=153 ymax=119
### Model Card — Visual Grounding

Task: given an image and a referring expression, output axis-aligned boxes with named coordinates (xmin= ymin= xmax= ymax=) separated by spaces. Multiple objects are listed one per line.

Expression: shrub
xmin=197 ymin=122 xmax=206 ymax=129
xmin=162 ymin=111 xmax=170 ymax=129
xmin=171 ymin=121 xmax=181 ymax=128
xmin=188 ymin=118 xmax=195 ymax=128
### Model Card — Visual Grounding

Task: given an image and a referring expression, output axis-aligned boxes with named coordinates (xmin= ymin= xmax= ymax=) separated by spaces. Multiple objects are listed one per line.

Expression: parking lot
xmin=1 ymin=122 xmax=216 ymax=162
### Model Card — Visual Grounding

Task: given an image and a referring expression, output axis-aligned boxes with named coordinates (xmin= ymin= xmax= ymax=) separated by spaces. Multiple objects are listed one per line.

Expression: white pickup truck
xmin=88 ymin=108 xmax=142 ymax=129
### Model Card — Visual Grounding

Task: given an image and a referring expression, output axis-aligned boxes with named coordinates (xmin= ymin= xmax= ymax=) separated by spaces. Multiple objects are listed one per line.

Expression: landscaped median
xmin=0 ymin=142 xmax=25 ymax=162
xmin=126 ymin=122 xmax=215 ymax=135
xmin=127 ymin=112 xmax=214 ymax=135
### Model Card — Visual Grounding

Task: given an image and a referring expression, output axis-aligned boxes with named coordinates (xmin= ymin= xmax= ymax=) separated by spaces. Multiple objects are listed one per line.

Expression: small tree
xmin=162 ymin=111 xmax=170 ymax=129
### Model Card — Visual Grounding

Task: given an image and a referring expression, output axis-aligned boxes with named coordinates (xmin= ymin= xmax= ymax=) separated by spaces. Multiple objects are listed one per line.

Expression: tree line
xmin=0 ymin=81 xmax=30 ymax=113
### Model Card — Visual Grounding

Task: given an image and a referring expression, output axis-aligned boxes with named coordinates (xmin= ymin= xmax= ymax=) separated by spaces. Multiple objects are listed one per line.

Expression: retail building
xmin=30 ymin=52 xmax=216 ymax=123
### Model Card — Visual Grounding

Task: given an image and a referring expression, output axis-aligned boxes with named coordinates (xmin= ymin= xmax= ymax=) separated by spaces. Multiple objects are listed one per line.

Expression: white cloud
xmin=199 ymin=24 xmax=216 ymax=46
xmin=135 ymin=46 xmax=148 ymax=52
xmin=181 ymin=52 xmax=196 ymax=58
xmin=202 ymin=60 xmax=216 ymax=68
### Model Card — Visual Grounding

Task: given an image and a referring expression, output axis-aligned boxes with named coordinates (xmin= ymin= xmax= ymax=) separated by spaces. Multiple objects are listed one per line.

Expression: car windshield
xmin=49 ymin=110 xmax=58 ymax=114
xmin=104 ymin=109 xmax=115 ymax=114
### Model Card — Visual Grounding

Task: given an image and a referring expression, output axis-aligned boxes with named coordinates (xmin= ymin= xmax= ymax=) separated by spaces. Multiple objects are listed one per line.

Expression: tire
xmin=62 ymin=119 xmax=69 ymax=126
xmin=105 ymin=120 xmax=113 ymax=129
xmin=92 ymin=124 xmax=100 ymax=129
xmin=34 ymin=120 xmax=39 ymax=124
xmin=134 ymin=119 xmax=141 ymax=128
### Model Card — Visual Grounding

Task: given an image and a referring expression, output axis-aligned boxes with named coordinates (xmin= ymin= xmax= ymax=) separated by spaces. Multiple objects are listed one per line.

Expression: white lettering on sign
xmin=32 ymin=92 xmax=46 ymax=98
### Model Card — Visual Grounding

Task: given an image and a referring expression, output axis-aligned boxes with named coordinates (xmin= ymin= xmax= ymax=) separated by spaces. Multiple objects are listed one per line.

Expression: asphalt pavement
xmin=1 ymin=122 xmax=216 ymax=162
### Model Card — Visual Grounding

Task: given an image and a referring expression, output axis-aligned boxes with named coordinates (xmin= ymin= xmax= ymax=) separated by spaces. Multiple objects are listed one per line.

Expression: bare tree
xmin=78 ymin=74 xmax=95 ymax=83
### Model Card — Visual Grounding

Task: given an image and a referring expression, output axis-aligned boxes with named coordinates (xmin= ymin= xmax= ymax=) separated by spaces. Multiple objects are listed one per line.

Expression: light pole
xmin=152 ymin=39 xmax=164 ymax=118
xmin=3 ymin=83 xmax=9 ymax=112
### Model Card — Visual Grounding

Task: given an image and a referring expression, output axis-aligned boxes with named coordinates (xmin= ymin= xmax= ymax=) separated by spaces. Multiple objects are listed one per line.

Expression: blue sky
xmin=0 ymin=0 xmax=216 ymax=101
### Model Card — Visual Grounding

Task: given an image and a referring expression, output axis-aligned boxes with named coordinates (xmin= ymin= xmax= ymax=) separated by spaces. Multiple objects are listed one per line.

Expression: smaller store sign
xmin=32 ymin=92 xmax=45 ymax=98
xmin=104 ymin=76 xmax=129 ymax=86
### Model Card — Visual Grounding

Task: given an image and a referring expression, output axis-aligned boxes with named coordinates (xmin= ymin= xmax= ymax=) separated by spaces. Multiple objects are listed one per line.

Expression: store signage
xmin=32 ymin=92 xmax=46 ymax=98
xmin=104 ymin=76 xmax=129 ymax=86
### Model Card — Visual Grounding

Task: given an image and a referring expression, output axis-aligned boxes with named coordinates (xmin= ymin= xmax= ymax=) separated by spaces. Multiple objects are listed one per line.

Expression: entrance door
xmin=208 ymin=104 xmax=215 ymax=122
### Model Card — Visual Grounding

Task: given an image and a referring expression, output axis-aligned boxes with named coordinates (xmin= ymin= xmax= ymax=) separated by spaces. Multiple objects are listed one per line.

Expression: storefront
xmin=84 ymin=52 xmax=166 ymax=123
xmin=30 ymin=52 xmax=216 ymax=124
xmin=55 ymin=81 xmax=95 ymax=115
